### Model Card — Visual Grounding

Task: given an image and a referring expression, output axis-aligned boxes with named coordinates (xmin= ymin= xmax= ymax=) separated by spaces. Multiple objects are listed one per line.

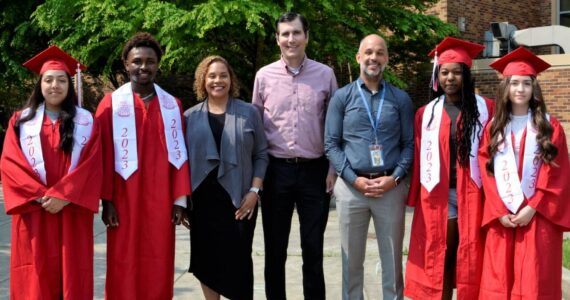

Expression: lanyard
xmin=357 ymin=80 xmax=386 ymax=143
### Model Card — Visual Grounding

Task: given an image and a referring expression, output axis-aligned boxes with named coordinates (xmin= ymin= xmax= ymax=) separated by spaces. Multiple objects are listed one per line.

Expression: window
xmin=561 ymin=0 xmax=570 ymax=27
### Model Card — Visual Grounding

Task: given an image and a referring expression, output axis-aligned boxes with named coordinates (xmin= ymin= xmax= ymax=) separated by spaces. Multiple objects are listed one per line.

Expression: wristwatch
xmin=249 ymin=187 xmax=261 ymax=198
xmin=393 ymin=176 xmax=401 ymax=186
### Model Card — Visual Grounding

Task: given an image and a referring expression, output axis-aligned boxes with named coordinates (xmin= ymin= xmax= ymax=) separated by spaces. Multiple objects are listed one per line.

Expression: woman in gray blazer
xmin=184 ymin=56 xmax=268 ymax=300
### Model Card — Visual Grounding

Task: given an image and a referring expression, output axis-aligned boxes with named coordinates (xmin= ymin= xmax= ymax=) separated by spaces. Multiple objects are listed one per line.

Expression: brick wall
xmin=411 ymin=0 xmax=555 ymax=109
xmin=426 ymin=0 xmax=447 ymax=19
xmin=538 ymin=68 xmax=570 ymax=127
xmin=427 ymin=0 xmax=552 ymax=44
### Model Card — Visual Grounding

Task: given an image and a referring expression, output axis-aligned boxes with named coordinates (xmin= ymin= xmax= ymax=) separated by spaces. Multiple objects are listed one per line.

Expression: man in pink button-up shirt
xmin=252 ymin=11 xmax=338 ymax=300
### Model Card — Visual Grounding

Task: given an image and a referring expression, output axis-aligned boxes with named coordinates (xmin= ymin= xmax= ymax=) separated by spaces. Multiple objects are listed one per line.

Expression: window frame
xmin=560 ymin=0 xmax=570 ymax=27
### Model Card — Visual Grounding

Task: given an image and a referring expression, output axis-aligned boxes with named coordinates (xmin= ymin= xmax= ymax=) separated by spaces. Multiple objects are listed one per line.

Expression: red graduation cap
xmin=489 ymin=47 xmax=550 ymax=76
xmin=428 ymin=37 xmax=485 ymax=68
xmin=22 ymin=45 xmax=86 ymax=76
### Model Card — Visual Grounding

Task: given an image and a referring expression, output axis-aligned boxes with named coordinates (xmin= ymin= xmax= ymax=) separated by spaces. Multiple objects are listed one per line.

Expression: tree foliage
xmin=2 ymin=0 xmax=457 ymax=115
xmin=0 ymin=0 xmax=50 ymax=132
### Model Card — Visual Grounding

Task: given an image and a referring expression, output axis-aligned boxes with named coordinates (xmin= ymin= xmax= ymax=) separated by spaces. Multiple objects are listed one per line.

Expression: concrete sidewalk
xmin=166 ymin=203 xmax=414 ymax=300
xmin=1 ymin=184 xmax=568 ymax=299
xmin=0 ymin=183 xmax=410 ymax=299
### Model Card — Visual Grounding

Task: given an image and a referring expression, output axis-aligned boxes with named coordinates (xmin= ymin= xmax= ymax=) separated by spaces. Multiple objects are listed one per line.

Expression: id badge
xmin=369 ymin=144 xmax=384 ymax=167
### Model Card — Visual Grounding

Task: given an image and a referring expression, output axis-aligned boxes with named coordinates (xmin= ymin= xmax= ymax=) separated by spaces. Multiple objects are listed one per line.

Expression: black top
xmin=208 ymin=112 xmax=226 ymax=153
xmin=444 ymin=101 xmax=460 ymax=189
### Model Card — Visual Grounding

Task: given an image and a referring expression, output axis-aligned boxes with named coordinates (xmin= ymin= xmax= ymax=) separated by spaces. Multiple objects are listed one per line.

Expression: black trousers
xmin=261 ymin=156 xmax=330 ymax=300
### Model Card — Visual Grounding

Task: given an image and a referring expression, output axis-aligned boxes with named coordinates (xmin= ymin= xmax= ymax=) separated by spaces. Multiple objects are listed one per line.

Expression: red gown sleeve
xmin=1 ymin=113 xmax=46 ymax=214
xmin=407 ymin=106 xmax=424 ymax=207
xmin=44 ymin=119 xmax=103 ymax=213
xmin=478 ymin=121 xmax=510 ymax=227
xmin=527 ymin=116 xmax=570 ymax=230
xmin=484 ymin=97 xmax=495 ymax=118
xmin=95 ymin=94 xmax=115 ymax=201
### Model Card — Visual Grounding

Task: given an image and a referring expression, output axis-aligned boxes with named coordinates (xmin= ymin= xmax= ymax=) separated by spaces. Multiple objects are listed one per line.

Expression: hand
xmin=374 ymin=176 xmax=396 ymax=193
xmin=352 ymin=177 xmax=380 ymax=197
xmin=326 ymin=173 xmax=337 ymax=194
xmin=353 ymin=176 xmax=396 ymax=198
xmin=172 ymin=205 xmax=189 ymax=229
xmin=41 ymin=196 xmax=69 ymax=214
xmin=102 ymin=200 xmax=119 ymax=228
xmin=236 ymin=192 xmax=258 ymax=220
xmin=498 ymin=214 xmax=517 ymax=228
xmin=511 ymin=206 xmax=536 ymax=227
xmin=352 ymin=177 xmax=383 ymax=198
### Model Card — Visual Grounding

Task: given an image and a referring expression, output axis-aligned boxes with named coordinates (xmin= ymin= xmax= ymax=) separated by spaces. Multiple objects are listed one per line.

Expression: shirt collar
xmin=279 ymin=55 xmax=308 ymax=76
xmin=358 ymin=77 xmax=385 ymax=94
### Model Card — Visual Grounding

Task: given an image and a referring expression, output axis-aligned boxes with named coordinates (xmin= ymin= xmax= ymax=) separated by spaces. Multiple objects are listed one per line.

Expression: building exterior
xmin=409 ymin=0 xmax=570 ymax=140
xmin=427 ymin=0 xmax=554 ymax=44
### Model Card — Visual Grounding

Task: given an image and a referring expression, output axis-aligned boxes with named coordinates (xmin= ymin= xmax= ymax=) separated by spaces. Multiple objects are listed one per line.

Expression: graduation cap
xmin=428 ymin=37 xmax=485 ymax=68
xmin=23 ymin=45 xmax=87 ymax=106
xmin=22 ymin=45 xmax=86 ymax=76
xmin=489 ymin=47 xmax=550 ymax=76
xmin=428 ymin=37 xmax=485 ymax=92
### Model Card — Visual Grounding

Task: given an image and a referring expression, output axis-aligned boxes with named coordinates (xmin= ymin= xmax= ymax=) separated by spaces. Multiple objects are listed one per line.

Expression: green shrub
xmin=562 ymin=239 xmax=570 ymax=269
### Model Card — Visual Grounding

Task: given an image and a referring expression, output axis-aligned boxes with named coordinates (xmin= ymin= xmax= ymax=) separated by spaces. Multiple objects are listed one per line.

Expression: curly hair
xmin=426 ymin=63 xmax=482 ymax=167
xmin=121 ymin=32 xmax=163 ymax=63
xmin=15 ymin=73 xmax=77 ymax=154
xmin=485 ymin=76 xmax=557 ymax=174
xmin=193 ymin=56 xmax=240 ymax=100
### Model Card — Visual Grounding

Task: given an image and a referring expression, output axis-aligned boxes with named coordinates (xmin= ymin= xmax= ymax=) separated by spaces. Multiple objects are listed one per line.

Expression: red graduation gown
xmin=1 ymin=111 xmax=102 ymax=300
xmin=404 ymin=98 xmax=494 ymax=300
xmin=95 ymin=93 xmax=191 ymax=300
xmin=477 ymin=115 xmax=570 ymax=300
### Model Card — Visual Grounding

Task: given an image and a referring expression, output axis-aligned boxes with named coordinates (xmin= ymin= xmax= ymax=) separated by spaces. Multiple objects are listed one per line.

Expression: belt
xmin=356 ymin=169 xmax=394 ymax=179
xmin=270 ymin=155 xmax=322 ymax=164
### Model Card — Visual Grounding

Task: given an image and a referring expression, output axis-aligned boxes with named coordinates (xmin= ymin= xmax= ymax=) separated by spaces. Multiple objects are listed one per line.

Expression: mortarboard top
xmin=489 ymin=46 xmax=550 ymax=76
xmin=428 ymin=37 xmax=485 ymax=68
xmin=22 ymin=45 xmax=86 ymax=76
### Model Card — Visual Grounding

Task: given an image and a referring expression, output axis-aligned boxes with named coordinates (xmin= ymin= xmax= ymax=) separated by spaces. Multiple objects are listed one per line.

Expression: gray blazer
xmin=184 ymin=98 xmax=268 ymax=208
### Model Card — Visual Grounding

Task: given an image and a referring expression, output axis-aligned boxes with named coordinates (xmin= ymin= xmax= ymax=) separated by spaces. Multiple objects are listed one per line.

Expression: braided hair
xmin=426 ymin=63 xmax=482 ymax=167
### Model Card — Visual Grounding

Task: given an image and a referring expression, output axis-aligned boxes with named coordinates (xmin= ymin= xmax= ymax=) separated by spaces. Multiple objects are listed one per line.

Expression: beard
xmin=361 ymin=62 xmax=385 ymax=78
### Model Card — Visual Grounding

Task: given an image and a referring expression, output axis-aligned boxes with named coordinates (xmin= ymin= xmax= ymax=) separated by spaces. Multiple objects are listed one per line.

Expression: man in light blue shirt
xmin=324 ymin=34 xmax=414 ymax=300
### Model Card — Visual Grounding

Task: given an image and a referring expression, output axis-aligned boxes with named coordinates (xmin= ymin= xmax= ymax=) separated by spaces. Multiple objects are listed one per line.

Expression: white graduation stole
xmin=111 ymin=83 xmax=187 ymax=180
xmin=69 ymin=108 xmax=94 ymax=171
xmin=19 ymin=104 xmax=93 ymax=184
xmin=420 ymin=95 xmax=488 ymax=191
xmin=493 ymin=112 xmax=547 ymax=213
xmin=420 ymin=96 xmax=444 ymax=192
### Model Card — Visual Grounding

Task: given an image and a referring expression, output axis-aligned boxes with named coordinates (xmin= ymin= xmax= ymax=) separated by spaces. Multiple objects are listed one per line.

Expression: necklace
xmin=140 ymin=92 xmax=155 ymax=101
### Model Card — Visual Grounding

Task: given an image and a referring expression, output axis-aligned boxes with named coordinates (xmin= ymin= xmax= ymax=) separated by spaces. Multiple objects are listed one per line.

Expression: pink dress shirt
xmin=252 ymin=57 xmax=337 ymax=159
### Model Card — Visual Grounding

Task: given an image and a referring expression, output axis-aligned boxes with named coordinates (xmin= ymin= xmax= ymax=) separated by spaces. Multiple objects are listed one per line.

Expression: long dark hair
xmin=426 ymin=63 xmax=482 ymax=167
xmin=485 ymin=76 xmax=557 ymax=174
xmin=15 ymin=73 xmax=77 ymax=154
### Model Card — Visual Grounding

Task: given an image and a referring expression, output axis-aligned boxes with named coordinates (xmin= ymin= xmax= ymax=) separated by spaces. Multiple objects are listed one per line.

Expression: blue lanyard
xmin=357 ymin=80 xmax=386 ymax=142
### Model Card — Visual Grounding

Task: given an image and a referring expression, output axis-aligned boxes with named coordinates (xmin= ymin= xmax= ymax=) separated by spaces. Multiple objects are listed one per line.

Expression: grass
xmin=562 ymin=239 xmax=570 ymax=269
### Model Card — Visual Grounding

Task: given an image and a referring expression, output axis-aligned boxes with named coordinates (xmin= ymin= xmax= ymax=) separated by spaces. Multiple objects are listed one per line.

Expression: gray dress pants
xmin=335 ymin=178 xmax=406 ymax=300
